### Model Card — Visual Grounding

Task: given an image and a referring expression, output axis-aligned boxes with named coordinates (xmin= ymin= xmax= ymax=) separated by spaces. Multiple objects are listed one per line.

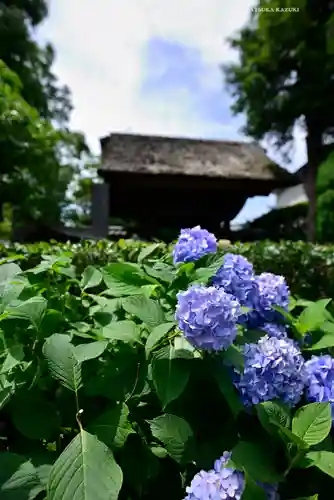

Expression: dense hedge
xmin=1 ymin=239 xmax=334 ymax=300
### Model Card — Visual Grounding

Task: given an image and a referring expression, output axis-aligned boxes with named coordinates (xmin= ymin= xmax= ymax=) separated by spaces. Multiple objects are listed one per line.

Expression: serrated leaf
xmin=149 ymin=414 xmax=194 ymax=464
xmin=102 ymin=320 xmax=141 ymax=344
xmin=81 ymin=266 xmax=102 ymax=290
xmin=305 ymin=451 xmax=334 ymax=478
xmin=137 ymin=243 xmax=160 ymax=262
xmin=232 ymin=441 xmax=280 ymax=483
xmin=0 ymin=452 xmax=42 ymax=500
xmin=6 ymin=297 xmax=47 ymax=330
xmin=10 ymin=391 xmax=59 ymax=441
xmin=152 ymin=345 xmax=190 ymax=408
xmin=88 ymin=403 xmax=135 ymax=449
xmin=47 ymin=430 xmax=123 ymax=500
xmin=102 ymin=262 xmax=151 ymax=297
xmin=292 ymin=402 xmax=332 ymax=447
xmin=73 ymin=341 xmax=108 ymax=363
xmin=145 ymin=322 xmax=175 ymax=357
xmin=43 ymin=334 xmax=82 ymax=392
xmin=256 ymin=401 xmax=291 ymax=435
xmin=122 ymin=295 xmax=165 ymax=329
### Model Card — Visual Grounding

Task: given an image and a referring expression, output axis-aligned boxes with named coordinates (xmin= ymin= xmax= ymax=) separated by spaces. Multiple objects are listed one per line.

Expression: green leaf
xmin=241 ymin=472 xmax=266 ymax=500
xmin=270 ymin=422 xmax=308 ymax=449
xmin=0 ymin=341 xmax=25 ymax=374
xmin=73 ymin=341 xmax=108 ymax=363
xmin=102 ymin=320 xmax=141 ymax=344
xmin=6 ymin=297 xmax=47 ymax=330
xmin=222 ymin=344 xmax=244 ymax=370
xmin=145 ymin=322 xmax=175 ymax=357
xmin=88 ymin=403 xmax=135 ymax=449
xmin=122 ymin=295 xmax=165 ymax=329
xmin=10 ymin=391 xmax=59 ymax=441
xmin=43 ymin=334 xmax=82 ymax=392
xmin=102 ymin=262 xmax=151 ymax=297
xmin=297 ymin=299 xmax=331 ymax=333
xmin=0 ymin=263 xmax=21 ymax=284
xmin=256 ymin=401 xmax=291 ymax=435
xmin=212 ymin=363 xmax=243 ymax=417
xmin=152 ymin=345 xmax=190 ymax=408
xmin=81 ymin=266 xmax=102 ymax=290
xmin=232 ymin=441 xmax=280 ymax=483
xmin=47 ymin=430 xmax=123 ymax=500
xmin=305 ymin=333 xmax=334 ymax=351
xmin=137 ymin=243 xmax=161 ymax=262
xmin=149 ymin=414 xmax=194 ymax=464
xmin=292 ymin=402 xmax=332 ymax=447
xmin=304 ymin=451 xmax=334 ymax=478
xmin=0 ymin=452 xmax=43 ymax=500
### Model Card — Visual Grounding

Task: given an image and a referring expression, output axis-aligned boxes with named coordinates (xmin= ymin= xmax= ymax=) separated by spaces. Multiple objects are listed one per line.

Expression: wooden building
xmin=93 ymin=133 xmax=298 ymax=240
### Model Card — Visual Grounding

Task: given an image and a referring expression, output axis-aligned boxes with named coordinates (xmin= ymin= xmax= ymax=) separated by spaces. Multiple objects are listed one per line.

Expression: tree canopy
xmin=224 ymin=0 xmax=334 ymax=240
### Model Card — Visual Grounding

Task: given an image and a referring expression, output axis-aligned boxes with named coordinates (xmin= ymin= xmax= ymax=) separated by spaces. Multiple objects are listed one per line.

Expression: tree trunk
xmin=305 ymin=122 xmax=323 ymax=242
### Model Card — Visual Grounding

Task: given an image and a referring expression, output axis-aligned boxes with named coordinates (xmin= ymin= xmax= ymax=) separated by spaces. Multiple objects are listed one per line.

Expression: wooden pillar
xmin=91 ymin=183 xmax=109 ymax=238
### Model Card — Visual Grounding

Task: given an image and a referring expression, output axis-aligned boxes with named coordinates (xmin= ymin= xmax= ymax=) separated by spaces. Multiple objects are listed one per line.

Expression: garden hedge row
xmin=1 ymin=238 xmax=334 ymax=300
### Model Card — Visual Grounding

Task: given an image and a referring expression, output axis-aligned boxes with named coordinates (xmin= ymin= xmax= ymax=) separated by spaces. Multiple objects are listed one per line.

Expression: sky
xmin=38 ymin=0 xmax=307 ymax=226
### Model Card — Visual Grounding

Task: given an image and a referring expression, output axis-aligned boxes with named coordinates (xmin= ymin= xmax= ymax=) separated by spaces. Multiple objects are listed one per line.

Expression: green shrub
xmin=1 ymin=244 xmax=334 ymax=498
xmin=1 ymin=239 xmax=334 ymax=300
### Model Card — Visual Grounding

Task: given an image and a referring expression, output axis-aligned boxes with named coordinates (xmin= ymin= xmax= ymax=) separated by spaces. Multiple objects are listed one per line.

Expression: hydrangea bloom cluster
xmin=176 ymin=285 xmax=241 ymax=351
xmin=211 ymin=254 xmax=290 ymax=329
xmin=305 ymin=355 xmax=334 ymax=417
xmin=173 ymin=226 xmax=217 ymax=264
xmin=184 ymin=451 xmax=278 ymax=500
xmin=211 ymin=253 xmax=255 ymax=303
xmin=247 ymin=273 xmax=290 ymax=327
xmin=235 ymin=335 xmax=307 ymax=407
xmin=261 ymin=323 xmax=288 ymax=339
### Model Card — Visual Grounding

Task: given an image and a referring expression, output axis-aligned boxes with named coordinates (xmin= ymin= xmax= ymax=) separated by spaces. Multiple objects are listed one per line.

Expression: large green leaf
xmin=152 ymin=345 xmax=190 ymax=408
xmin=73 ymin=341 xmax=108 ymax=363
xmin=0 ymin=452 xmax=43 ymax=500
xmin=42 ymin=334 xmax=82 ymax=392
xmin=305 ymin=451 xmax=334 ymax=478
xmin=122 ymin=295 xmax=165 ymax=329
xmin=296 ymin=299 xmax=331 ymax=333
xmin=10 ymin=391 xmax=59 ymax=441
xmin=137 ymin=243 xmax=161 ymax=262
xmin=292 ymin=402 xmax=332 ymax=447
xmin=149 ymin=414 xmax=194 ymax=464
xmin=101 ymin=320 xmax=141 ymax=345
xmin=88 ymin=403 xmax=135 ymax=449
xmin=145 ymin=322 xmax=175 ymax=357
xmin=81 ymin=266 xmax=102 ymax=290
xmin=232 ymin=441 xmax=280 ymax=483
xmin=47 ymin=430 xmax=123 ymax=500
xmin=0 ymin=263 xmax=21 ymax=284
xmin=6 ymin=297 xmax=47 ymax=330
xmin=256 ymin=400 xmax=291 ymax=435
xmin=102 ymin=262 xmax=151 ymax=297
xmin=0 ymin=340 xmax=25 ymax=374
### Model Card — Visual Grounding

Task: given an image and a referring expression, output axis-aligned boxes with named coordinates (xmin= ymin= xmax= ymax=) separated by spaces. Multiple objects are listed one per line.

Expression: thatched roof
xmin=99 ymin=133 xmax=296 ymax=185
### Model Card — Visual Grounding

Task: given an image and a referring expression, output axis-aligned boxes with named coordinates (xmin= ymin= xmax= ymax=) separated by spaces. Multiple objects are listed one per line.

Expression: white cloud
xmin=37 ymin=0 xmax=307 ymax=224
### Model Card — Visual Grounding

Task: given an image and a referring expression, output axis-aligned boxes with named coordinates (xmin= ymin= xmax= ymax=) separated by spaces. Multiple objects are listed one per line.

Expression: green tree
xmin=224 ymin=0 xmax=334 ymax=241
xmin=0 ymin=60 xmax=86 ymax=226
xmin=316 ymin=151 xmax=334 ymax=242
xmin=0 ymin=0 xmax=71 ymax=122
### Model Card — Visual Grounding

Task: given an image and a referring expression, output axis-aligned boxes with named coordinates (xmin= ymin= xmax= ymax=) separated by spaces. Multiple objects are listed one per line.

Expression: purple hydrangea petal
xmin=305 ymin=355 xmax=334 ymax=420
xmin=261 ymin=323 xmax=288 ymax=339
xmin=234 ymin=335 xmax=307 ymax=407
xmin=176 ymin=285 xmax=241 ymax=351
xmin=248 ymin=273 xmax=290 ymax=327
xmin=212 ymin=254 xmax=255 ymax=304
xmin=173 ymin=226 xmax=217 ymax=264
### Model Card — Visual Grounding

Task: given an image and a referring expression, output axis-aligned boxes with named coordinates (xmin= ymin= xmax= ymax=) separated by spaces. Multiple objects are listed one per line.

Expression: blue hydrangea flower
xmin=246 ymin=273 xmax=290 ymax=328
xmin=211 ymin=253 xmax=255 ymax=303
xmin=185 ymin=452 xmax=279 ymax=500
xmin=234 ymin=335 xmax=307 ymax=407
xmin=305 ymin=355 xmax=334 ymax=417
xmin=176 ymin=285 xmax=241 ymax=351
xmin=173 ymin=226 xmax=217 ymax=264
xmin=261 ymin=323 xmax=288 ymax=339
